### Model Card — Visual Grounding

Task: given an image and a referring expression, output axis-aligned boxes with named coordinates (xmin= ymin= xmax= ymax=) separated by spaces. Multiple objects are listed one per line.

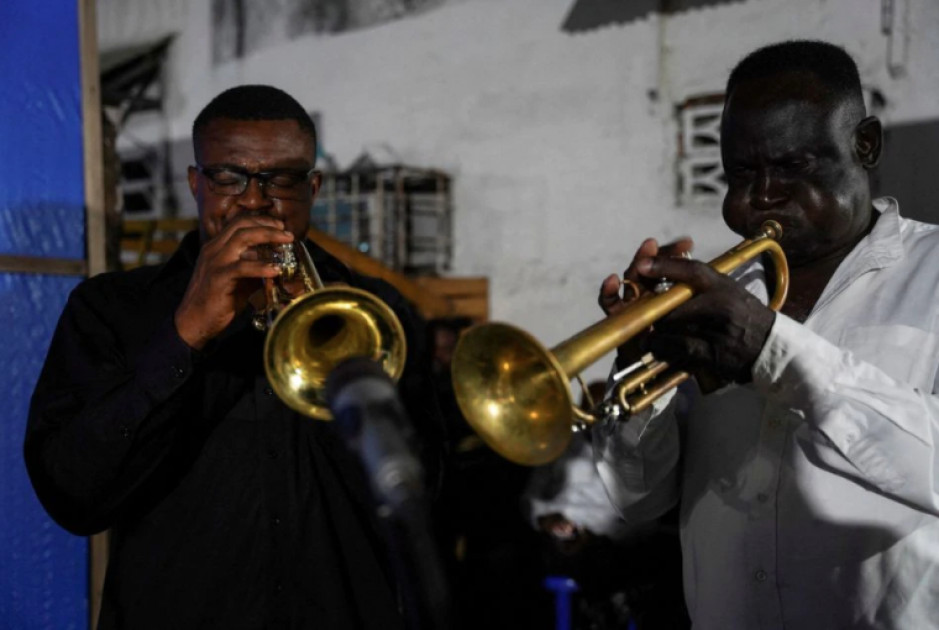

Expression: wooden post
xmin=79 ymin=0 xmax=109 ymax=627
xmin=81 ymin=0 xmax=106 ymax=279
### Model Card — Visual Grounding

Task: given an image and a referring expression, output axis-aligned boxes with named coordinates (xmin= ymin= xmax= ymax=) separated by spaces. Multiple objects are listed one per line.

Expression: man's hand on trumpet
xmin=598 ymin=237 xmax=695 ymax=316
xmin=175 ymin=214 xmax=293 ymax=350
xmin=598 ymin=238 xmax=694 ymax=369
xmin=598 ymin=236 xmax=775 ymax=385
xmin=633 ymin=252 xmax=776 ymax=384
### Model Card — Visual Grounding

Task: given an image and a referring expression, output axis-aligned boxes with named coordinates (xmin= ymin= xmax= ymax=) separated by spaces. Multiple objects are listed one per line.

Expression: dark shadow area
xmin=873 ymin=118 xmax=939 ymax=225
xmin=540 ymin=506 xmax=689 ymax=630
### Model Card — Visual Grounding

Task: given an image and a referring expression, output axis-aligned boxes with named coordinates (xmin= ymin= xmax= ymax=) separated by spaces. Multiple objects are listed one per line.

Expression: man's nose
xmin=237 ymin=175 xmax=274 ymax=211
xmin=750 ymin=170 xmax=787 ymax=210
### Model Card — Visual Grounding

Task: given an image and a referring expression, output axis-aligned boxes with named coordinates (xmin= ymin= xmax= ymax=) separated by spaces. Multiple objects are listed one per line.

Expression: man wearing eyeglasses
xmin=26 ymin=85 xmax=439 ymax=629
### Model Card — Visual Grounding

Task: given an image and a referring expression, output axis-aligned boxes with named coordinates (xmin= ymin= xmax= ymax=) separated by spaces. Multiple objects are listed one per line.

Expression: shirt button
xmin=273 ymin=517 xmax=281 ymax=526
xmin=755 ymin=569 xmax=768 ymax=582
xmin=268 ymin=449 xmax=279 ymax=460
xmin=172 ymin=365 xmax=185 ymax=378
xmin=264 ymin=387 xmax=274 ymax=397
xmin=120 ymin=425 xmax=132 ymax=439
xmin=275 ymin=582 xmax=283 ymax=593
xmin=757 ymin=493 xmax=768 ymax=503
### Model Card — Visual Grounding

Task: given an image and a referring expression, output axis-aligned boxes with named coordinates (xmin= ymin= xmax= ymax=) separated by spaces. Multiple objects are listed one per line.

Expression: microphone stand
xmin=377 ymin=492 xmax=451 ymax=630
xmin=326 ymin=358 xmax=451 ymax=630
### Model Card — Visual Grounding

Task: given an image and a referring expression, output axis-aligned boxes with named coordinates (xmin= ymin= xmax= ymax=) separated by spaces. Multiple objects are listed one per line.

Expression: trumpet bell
xmin=450 ymin=221 xmax=788 ymax=466
xmin=451 ymin=322 xmax=574 ymax=466
xmin=264 ymin=286 xmax=407 ymax=420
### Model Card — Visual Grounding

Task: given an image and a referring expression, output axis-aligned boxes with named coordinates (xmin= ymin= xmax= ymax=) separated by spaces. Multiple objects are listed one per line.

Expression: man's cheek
xmin=722 ymin=202 xmax=749 ymax=235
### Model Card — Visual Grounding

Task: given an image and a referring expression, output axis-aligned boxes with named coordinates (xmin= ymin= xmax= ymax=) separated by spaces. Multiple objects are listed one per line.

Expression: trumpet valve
xmin=654 ymin=278 xmax=674 ymax=294
xmin=273 ymin=243 xmax=298 ymax=280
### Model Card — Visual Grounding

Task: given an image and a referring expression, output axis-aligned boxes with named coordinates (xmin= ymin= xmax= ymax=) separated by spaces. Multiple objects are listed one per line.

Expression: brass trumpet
xmin=451 ymin=221 xmax=788 ymax=466
xmin=257 ymin=241 xmax=407 ymax=420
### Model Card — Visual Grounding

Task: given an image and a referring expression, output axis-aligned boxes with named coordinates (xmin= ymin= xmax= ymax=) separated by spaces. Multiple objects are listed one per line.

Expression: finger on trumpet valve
xmin=620 ymin=277 xmax=642 ymax=302
xmin=652 ymin=251 xmax=691 ymax=294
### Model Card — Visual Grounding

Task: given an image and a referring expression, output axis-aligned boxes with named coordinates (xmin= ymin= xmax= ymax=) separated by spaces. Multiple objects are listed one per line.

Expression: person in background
xmin=526 ymin=381 xmax=689 ymax=630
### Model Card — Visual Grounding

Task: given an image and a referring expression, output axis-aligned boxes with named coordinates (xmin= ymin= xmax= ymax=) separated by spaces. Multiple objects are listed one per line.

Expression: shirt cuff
xmin=133 ymin=315 xmax=201 ymax=402
xmin=752 ymin=313 xmax=812 ymax=399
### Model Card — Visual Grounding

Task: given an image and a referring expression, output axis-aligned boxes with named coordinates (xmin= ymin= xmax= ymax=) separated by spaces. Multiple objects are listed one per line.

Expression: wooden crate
xmin=413 ymin=276 xmax=489 ymax=322
xmin=121 ymin=218 xmax=198 ymax=269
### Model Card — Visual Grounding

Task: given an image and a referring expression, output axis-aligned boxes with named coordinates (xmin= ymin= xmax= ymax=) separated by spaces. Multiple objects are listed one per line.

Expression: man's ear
xmin=310 ymin=170 xmax=322 ymax=200
xmin=855 ymin=116 xmax=883 ymax=169
xmin=187 ymin=165 xmax=199 ymax=199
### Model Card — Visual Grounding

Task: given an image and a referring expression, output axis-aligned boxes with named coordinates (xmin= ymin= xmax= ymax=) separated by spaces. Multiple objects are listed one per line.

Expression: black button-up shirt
xmin=25 ymin=232 xmax=439 ymax=629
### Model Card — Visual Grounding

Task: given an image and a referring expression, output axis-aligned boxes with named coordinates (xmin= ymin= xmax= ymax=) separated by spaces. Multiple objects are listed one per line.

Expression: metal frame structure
xmin=312 ymin=166 xmax=452 ymax=274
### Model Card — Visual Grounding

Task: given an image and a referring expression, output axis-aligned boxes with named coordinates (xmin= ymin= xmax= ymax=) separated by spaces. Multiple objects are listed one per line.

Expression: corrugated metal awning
xmin=100 ymin=35 xmax=174 ymax=115
xmin=562 ymin=0 xmax=741 ymax=33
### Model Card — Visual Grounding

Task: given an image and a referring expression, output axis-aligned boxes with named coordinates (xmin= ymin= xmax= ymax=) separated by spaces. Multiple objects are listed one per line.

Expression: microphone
xmin=325 ymin=357 xmax=424 ymax=512
xmin=325 ymin=357 xmax=451 ymax=630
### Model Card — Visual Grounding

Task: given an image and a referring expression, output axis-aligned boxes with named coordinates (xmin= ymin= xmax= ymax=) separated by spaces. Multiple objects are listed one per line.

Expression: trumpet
xmin=257 ymin=241 xmax=407 ymax=420
xmin=450 ymin=221 xmax=788 ymax=466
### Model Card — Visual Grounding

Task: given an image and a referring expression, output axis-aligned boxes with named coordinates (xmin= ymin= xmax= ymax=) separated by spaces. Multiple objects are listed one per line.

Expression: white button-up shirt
xmin=581 ymin=199 xmax=939 ymax=629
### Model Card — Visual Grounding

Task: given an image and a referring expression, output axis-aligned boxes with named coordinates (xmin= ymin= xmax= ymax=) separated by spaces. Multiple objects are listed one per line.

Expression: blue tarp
xmin=0 ymin=2 xmax=89 ymax=628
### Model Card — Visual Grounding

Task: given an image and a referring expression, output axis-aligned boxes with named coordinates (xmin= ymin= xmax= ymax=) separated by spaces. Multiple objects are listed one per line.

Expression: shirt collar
xmin=810 ymin=197 xmax=904 ymax=315
xmin=861 ymin=196 xmax=904 ymax=269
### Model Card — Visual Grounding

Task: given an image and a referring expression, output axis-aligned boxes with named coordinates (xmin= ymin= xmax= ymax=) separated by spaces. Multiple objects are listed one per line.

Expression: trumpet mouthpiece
xmin=760 ymin=220 xmax=783 ymax=240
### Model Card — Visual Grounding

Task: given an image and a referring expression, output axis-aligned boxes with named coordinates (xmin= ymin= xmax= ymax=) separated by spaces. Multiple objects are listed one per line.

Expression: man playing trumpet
xmin=561 ymin=41 xmax=939 ymax=629
xmin=26 ymin=85 xmax=438 ymax=629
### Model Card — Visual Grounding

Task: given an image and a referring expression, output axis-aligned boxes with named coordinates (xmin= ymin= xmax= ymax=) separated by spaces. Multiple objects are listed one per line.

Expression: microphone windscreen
xmin=325 ymin=357 xmax=391 ymax=408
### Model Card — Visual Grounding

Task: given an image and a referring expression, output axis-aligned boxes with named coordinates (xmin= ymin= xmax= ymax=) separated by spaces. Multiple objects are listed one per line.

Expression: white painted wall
xmin=99 ymin=0 xmax=939 ymax=382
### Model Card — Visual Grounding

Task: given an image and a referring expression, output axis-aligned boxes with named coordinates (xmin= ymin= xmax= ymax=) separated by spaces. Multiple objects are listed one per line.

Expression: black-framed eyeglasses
xmin=195 ymin=165 xmax=316 ymax=200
